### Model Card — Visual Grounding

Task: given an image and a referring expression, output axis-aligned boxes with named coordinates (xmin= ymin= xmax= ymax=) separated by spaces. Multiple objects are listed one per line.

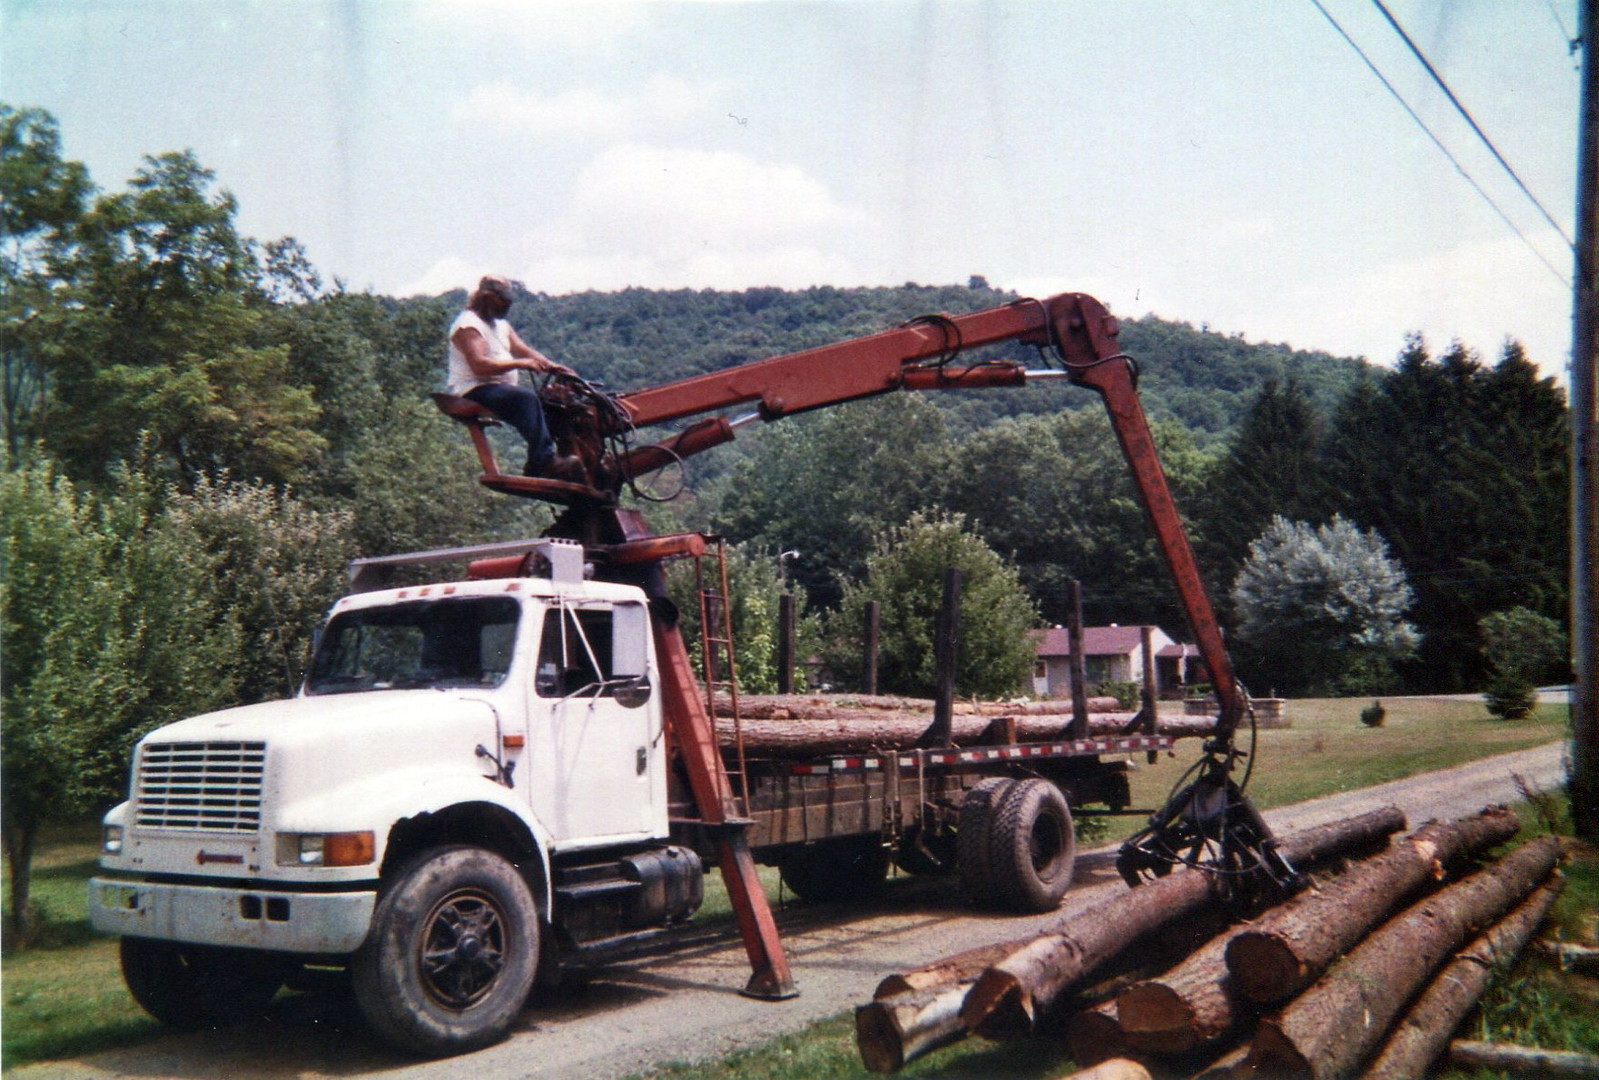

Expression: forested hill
xmin=496 ymin=281 xmax=1369 ymax=443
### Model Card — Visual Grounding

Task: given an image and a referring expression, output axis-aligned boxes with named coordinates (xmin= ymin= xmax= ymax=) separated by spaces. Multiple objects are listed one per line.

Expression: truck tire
xmin=955 ymin=777 xmax=1015 ymax=907
xmin=353 ymin=845 xmax=539 ymax=1057
xmin=987 ymin=778 xmax=1076 ymax=912
xmin=778 ymin=836 xmax=890 ymax=903
xmin=120 ymin=937 xmax=288 ymax=1029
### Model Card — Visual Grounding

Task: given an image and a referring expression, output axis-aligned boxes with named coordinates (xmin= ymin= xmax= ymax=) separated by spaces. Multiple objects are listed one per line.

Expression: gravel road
xmin=13 ymin=740 xmax=1568 ymax=1080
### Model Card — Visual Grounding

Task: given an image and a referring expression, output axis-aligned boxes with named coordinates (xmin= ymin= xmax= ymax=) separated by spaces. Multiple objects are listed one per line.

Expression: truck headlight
xmin=276 ymin=831 xmax=374 ymax=867
xmin=102 ymin=825 xmax=124 ymax=855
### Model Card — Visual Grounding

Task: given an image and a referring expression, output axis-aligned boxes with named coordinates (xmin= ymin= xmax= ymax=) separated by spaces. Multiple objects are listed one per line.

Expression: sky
xmin=2 ymin=0 xmax=1585 ymax=380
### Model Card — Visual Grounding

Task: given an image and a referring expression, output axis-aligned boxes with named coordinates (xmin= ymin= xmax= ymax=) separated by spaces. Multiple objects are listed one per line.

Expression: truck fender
xmin=279 ymin=768 xmax=555 ymax=915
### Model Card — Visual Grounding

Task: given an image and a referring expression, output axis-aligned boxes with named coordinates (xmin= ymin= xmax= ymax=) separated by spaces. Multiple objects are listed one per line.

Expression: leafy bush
xmin=1479 ymin=607 xmax=1564 ymax=720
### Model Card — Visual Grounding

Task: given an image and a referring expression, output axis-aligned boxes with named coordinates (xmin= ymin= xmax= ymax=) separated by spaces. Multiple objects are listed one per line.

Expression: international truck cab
xmin=91 ymin=540 xmax=704 ymax=1055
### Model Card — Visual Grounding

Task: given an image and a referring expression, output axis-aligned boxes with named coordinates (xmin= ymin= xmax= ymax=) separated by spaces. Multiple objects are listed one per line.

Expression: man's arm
xmin=507 ymin=327 xmax=574 ymax=376
xmin=451 ymin=325 xmax=554 ymax=378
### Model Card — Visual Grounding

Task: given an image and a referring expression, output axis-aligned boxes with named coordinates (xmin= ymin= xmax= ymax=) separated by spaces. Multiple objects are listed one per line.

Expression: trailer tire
xmin=120 ymin=937 xmax=288 ymax=1029
xmin=987 ymin=778 xmax=1076 ymax=912
xmin=956 ymin=777 xmax=1015 ymax=907
xmin=778 ymin=836 xmax=890 ymax=903
xmin=352 ymin=845 xmax=538 ymax=1057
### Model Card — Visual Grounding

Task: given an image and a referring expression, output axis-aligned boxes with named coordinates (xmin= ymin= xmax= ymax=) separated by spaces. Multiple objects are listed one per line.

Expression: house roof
xmin=1033 ymin=625 xmax=1159 ymax=658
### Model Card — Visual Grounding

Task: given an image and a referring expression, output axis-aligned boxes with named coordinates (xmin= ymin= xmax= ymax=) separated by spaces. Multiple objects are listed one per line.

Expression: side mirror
xmin=614 ymin=675 xmax=652 ymax=709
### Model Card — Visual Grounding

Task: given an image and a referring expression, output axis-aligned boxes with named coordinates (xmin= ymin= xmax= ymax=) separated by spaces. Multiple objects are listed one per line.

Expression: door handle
xmin=636 ymin=746 xmax=648 ymax=775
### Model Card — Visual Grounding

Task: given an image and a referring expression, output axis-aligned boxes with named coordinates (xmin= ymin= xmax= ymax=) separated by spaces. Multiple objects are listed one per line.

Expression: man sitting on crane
xmin=445 ymin=275 xmax=584 ymax=481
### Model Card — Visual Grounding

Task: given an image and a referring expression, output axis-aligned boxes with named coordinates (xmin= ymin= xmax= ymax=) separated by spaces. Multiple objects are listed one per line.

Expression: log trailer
xmin=89 ymin=290 xmax=1294 ymax=1056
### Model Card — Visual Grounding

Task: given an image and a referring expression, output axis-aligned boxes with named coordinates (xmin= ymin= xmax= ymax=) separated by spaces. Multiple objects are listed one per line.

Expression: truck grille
xmin=134 ymin=742 xmax=267 ymax=832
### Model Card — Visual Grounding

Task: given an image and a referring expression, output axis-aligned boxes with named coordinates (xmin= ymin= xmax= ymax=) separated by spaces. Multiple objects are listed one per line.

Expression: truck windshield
xmin=305 ymin=596 xmax=521 ymax=695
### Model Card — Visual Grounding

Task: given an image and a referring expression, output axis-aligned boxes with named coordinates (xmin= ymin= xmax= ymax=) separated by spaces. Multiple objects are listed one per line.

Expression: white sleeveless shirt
xmin=446 ymin=309 xmax=521 ymax=394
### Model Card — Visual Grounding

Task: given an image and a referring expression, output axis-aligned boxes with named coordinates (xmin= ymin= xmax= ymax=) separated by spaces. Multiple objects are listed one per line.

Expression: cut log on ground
xmin=1114 ymin=923 xmax=1261 ymax=1058
xmin=1224 ymin=806 xmax=1521 ymax=1004
xmin=1532 ymin=938 xmax=1599 ymax=978
xmin=855 ymin=982 xmax=972 ymax=1074
xmin=1243 ymin=835 xmax=1562 ymax=1080
xmin=1053 ymin=1059 xmax=1153 ymax=1080
xmin=716 ymin=713 xmax=1216 ymax=756
xmin=872 ymin=939 xmax=1029 ymax=999
xmin=1359 ymin=879 xmax=1565 ymax=1080
xmin=1446 ymin=1039 xmax=1599 ymax=1079
xmin=958 ymin=806 xmax=1407 ymax=1041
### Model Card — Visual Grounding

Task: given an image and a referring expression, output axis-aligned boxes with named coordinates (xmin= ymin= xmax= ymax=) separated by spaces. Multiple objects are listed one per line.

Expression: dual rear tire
xmin=957 ymin=777 xmax=1076 ymax=912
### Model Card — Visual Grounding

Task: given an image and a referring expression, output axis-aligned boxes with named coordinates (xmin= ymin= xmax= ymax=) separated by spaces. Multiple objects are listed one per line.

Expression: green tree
xmin=41 ymin=150 xmax=323 ymax=485
xmin=161 ymin=476 xmax=355 ymax=703
xmin=1478 ymin=606 xmax=1566 ymax=719
xmin=1322 ymin=336 xmax=1568 ymax=690
xmin=1194 ymin=378 xmax=1329 ymax=601
xmin=713 ymin=396 xmax=953 ymax=608
xmin=1 ymin=457 xmax=238 ymax=938
xmin=1 ymin=105 xmax=93 ymax=457
xmin=942 ymin=409 xmax=1212 ymax=631
xmin=825 ymin=511 xmax=1038 ymax=698
xmin=1230 ymin=515 xmax=1420 ymax=696
xmin=665 ymin=541 xmax=818 ymax=695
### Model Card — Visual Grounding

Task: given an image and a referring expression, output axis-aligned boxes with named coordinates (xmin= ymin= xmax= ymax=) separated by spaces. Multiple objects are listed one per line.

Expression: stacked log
xmin=1082 ymin=808 xmax=1518 ymax=1065
xmin=716 ymin=693 xmax=1125 ymax=719
xmin=855 ymin=808 xmax=1570 ymax=1078
xmin=854 ymin=806 xmax=1406 ymax=1072
xmin=715 ymin=713 xmax=1218 ymax=757
xmin=1242 ymin=835 xmax=1563 ymax=1078
xmin=958 ymin=807 xmax=1410 ymax=1042
xmin=1358 ymin=880 xmax=1564 ymax=1079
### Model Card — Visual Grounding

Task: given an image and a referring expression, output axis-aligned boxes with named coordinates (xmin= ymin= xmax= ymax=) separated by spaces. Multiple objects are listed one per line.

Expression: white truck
xmin=89 ymin=290 xmax=1287 ymax=1057
xmin=90 ymin=539 xmax=710 ymax=1054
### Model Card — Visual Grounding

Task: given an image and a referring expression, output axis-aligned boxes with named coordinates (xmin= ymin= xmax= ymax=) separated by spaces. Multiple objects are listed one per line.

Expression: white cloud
xmin=515 ymin=144 xmax=877 ymax=291
xmin=451 ymin=75 xmax=721 ymax=136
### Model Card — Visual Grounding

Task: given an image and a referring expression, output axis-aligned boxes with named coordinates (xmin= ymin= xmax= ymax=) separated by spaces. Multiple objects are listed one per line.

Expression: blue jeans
xmin=464 ymin=383 xmax=557 ymax=474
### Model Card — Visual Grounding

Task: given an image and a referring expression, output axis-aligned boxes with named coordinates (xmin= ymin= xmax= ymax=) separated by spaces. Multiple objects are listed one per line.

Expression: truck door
xmin=529 ymin=599 xmax=663 ymax=843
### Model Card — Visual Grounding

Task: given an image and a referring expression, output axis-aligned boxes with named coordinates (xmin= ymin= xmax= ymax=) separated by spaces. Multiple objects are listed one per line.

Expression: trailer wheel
xmin=956 ymin=777 xmax=1015 ymax=907
xmin=778 ymin=836 xmax=890 ymax=903
xmin=353 ymin=845 xmax=538 ymax=1057
xmin=120 ymin=938 xmax=288 ymax=1029
xmin=988 ymin=779 xmax=1077 ymax=912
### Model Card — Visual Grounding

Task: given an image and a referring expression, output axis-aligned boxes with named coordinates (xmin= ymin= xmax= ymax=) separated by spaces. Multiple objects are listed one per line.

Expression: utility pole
xmin=1570 ymin=0 xmax=1598 ymax=841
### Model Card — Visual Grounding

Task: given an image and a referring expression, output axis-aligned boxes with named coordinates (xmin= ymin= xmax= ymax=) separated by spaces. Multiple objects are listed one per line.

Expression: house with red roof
xmin=1031 ymin=624 xmax=1204 ymax=700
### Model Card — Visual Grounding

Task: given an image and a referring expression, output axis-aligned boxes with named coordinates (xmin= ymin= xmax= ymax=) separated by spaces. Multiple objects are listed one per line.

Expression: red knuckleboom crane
xmin=435 ymin=290 xmax=1297 ymax=999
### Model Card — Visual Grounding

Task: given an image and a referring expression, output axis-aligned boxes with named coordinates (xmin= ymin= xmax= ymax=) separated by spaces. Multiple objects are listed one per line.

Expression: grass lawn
xmin=0 ymin=695 xmax=1578 ymax=1075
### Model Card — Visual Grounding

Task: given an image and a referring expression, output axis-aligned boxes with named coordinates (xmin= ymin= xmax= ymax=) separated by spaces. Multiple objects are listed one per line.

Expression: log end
xmin=1064 ymin=1059 xmax=1155 ymax=1080
xmin=1116 ymin=981 xmax=1200 ymax=1055
xmin=1066 ymin=1004 xmax=1128 ymax=1067
xmin=1224 ymin=931 xmax=1305 ymax=1004
xmin=963 ymin=969 xmax=1034 ymax=1041
xmin=1243 ymin=1019 xmax=1314 ymax=1080
xmin=854 ymin=1002 xmax=907 ymax=1074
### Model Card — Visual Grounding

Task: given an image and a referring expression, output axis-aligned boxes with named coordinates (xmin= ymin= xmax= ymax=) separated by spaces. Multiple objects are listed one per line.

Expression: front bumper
xmin=89 ymin=877 xmax=376 ymax=954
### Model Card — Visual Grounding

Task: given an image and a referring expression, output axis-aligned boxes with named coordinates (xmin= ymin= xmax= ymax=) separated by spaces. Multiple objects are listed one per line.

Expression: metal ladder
xmin=695 ymin=538 xmax=749 ymax=816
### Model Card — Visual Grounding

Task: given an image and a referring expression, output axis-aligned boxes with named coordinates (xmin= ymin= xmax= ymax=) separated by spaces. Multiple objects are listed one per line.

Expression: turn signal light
xmin=322 ymin=831 xmax=375 ymax=867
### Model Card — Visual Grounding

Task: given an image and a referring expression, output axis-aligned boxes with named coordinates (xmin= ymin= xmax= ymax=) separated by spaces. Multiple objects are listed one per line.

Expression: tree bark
xmin=1115 ymin=926 xmax=1259 ymax=1057
xmin=959 ymin=806 xmax=1408 ymax=1040
xmin=1225 ymin=806 xmax=1521 ymax=1004
xmin=2 ymin=819 xmax=37 ymax=940
xmin=715 ymin=713 xmax=1215 ymax=756
xmin=1243 ymin=836 xmax=1562 ymax=1080
xmin=1446 ymin=1040 xmax=1599 ymax=1079
xmin=1359 ymin=880 xmax=1564 ymax=1080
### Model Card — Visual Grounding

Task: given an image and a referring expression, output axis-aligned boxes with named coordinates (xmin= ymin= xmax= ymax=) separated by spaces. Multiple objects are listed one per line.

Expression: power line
xmin=1308 ymin=0 xmax=1573 ymax=288
xmin=1371 ymin=0 xmax=1576 ymax=250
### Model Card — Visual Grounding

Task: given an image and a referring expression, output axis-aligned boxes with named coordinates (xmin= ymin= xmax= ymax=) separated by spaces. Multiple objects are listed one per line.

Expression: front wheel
xmin=120 ymin=938 xmax=288 ymax=1029
xmin=352 ymin=845 xmax=539 ymax=1057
